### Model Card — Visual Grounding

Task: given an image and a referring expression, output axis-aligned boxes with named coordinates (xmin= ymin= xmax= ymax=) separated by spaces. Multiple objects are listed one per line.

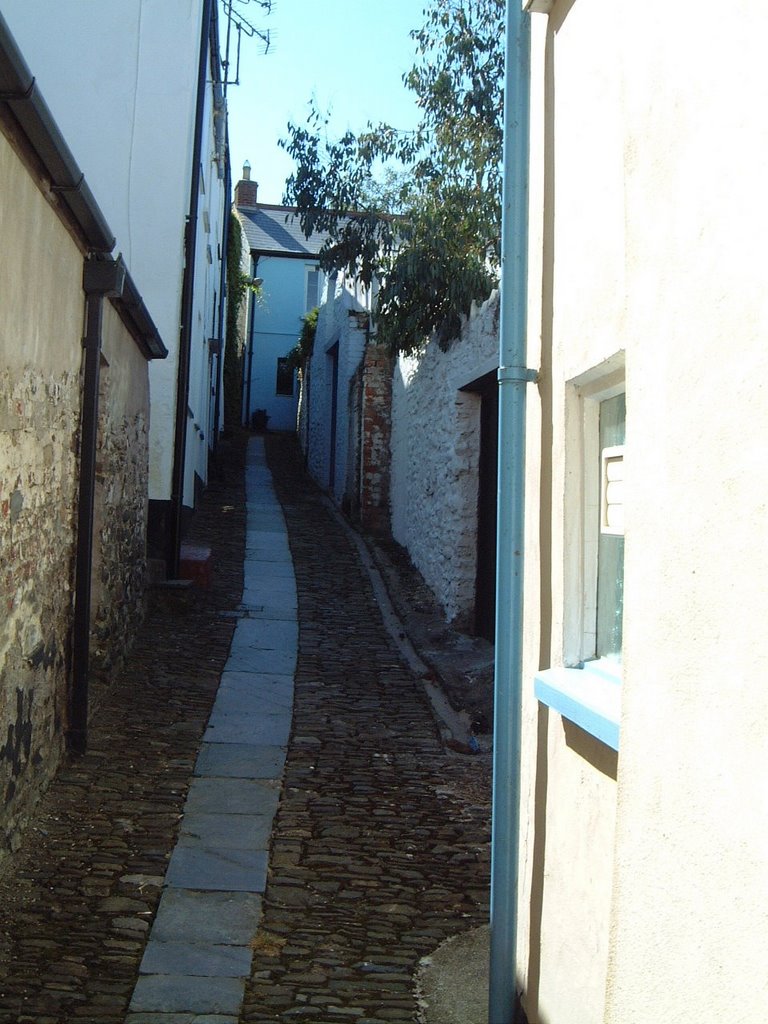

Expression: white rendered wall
xmin=305 ymin=273 xmax=368 ymax=501
xmin=2 ymin=0 xmax=214 ymax=506
xmin=389 ymin=294 xmax=499 ymax=624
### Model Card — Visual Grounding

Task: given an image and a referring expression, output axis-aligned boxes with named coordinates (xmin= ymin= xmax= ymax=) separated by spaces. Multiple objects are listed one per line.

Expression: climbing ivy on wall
xmin=223 ymin=212 xmax=251 ymax=427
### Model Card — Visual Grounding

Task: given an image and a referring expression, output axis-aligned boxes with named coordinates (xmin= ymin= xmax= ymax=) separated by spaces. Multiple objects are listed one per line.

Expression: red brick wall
xmin=359 ymin=344 xmax=394 ymax=534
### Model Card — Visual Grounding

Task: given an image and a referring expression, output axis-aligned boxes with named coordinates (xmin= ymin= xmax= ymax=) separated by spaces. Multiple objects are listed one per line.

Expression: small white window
xmin=305 ymin=267 xmax=321 ymax=311
xmin=561 ymin=358 xmax=626 ymax=667
xmin=595 ymin=393 xmax=625 ymax=661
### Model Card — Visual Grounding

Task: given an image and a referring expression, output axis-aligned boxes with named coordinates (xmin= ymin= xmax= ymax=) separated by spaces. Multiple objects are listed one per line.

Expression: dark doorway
xmin=463 ymin=371 xmax=498 ymax=642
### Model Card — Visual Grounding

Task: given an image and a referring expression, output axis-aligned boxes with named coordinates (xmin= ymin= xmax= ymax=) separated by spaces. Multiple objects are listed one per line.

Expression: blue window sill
xmin=534 ymin=662 xmax=621 ymax=751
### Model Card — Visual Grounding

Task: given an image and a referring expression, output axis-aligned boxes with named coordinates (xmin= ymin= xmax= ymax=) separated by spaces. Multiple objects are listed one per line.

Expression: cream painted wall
xmin=517 ymin=6 xmax=625 ymax=1021
xmin=0 ymin=136 xmax=84 ymax=378
xmin=2 ymin=1 xmax=227 ymax=509
xmin=519 ymin=1 xmax=768 ymax=1021
xmin=606 ymin=2 xmax=768 ymax=1020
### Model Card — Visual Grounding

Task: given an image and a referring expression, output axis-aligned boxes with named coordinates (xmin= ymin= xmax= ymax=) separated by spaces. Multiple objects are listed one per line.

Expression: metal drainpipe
xmin=70 ymin=256 xmax=127 ymax=754
xmin=489 ymin=4 xmax=533 ymax=1023
xmin=167 ymin=0 xmax=213 ymax=579
xmin=212 ymin=157 xmax=231 ymax=453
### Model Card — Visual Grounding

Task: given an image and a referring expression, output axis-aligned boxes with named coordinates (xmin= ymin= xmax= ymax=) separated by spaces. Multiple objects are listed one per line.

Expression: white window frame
xmin=304 ymin=265 xmax=322 ymax=312
xmin=535 ymin=354 xmax=625 ymax=750
xmin=565 ymin=361 xmax=625 ymax=667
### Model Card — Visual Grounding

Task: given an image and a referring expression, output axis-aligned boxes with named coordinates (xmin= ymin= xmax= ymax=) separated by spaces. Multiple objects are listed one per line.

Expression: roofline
xmin=235 ymin=201 xmax=302 ymax=214
xmin=250 ymin=248 xmax=323 ymax=261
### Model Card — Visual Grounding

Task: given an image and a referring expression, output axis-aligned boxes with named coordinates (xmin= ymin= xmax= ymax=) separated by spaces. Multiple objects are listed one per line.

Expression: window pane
xmin=305 ymin=268 xmax=320 ymax=311
xmin=596 ymin=393 xmax=625 ymax=659
xmin=275 ymin=357 xmax=293 ymax=396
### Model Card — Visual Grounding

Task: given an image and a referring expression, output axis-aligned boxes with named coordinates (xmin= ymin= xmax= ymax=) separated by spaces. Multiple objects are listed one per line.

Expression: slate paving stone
xmin=180 ymin=811 xmax=274 ymax=849
xmin=206 ymin=699 xmax=291 ymax=730
xmin=228 ymin=618 xmax=298 ymax=654
xmin=139 ymin=940 xmax=252 ymax=977
xmin=183 ymin=776 xmax=282 ymax=817
xmin=194 ymin=743 xmax=287 ymax=779
xmin=203 ymin=714 xmax=291 ymax=747
xmin=165 ymin=845 xmax=269 ymax=892
xmin=129 ymin=974 xmax=244 ymax=1014
xmin=223 ymin=646 xmax=296 ymax=676
xmin=215 ymin=670 xmax=294 ymax=706
xmin=126 ymin=1016 xmax=238 ymax=1024
xmin=150 ymin=890 xmax=263 ymax=945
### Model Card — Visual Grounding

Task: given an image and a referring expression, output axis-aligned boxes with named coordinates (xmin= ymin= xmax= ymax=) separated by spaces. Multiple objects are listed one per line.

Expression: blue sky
xmin=224 ymin=0 xmax=424 ymax=205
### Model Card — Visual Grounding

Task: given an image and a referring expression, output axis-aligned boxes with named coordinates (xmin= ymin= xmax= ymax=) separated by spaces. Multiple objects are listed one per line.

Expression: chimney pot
xmin=234 ymin=166 xmax=259 ymax=208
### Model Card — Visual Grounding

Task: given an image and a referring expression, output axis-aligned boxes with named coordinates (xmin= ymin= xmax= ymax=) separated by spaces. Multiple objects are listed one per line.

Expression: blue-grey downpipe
xmin=489 ymin=4 xmax=532 ymax=1023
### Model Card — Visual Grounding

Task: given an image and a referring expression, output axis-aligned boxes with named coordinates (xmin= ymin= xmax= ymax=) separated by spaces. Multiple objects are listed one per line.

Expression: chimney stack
xmin=235 ymin=160 xmax=259 ymax=207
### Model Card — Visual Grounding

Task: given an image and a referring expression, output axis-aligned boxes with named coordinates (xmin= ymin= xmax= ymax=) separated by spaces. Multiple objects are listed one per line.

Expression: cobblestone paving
xmin=240 ymin=436 xmax=491 ymax=1024
xmin=0 ymin=431 xmax=491 ymax=1024
xmin=0 ymin=434 xmax=248 ymax=1024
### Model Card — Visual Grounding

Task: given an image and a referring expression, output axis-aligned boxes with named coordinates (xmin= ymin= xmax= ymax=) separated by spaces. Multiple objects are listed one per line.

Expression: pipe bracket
xmin=498 ymin=364 xmax=539 ymax=384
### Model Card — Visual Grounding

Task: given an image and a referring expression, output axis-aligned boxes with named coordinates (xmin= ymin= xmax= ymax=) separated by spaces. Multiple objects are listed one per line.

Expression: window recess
xmin=536 ymin=366 xmax=626 ymax=750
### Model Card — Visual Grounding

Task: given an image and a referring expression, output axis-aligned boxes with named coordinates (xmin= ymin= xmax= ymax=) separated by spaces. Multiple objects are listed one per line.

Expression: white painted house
xmin=490 ymin=3 xmax=768 ymax=1022
xmin=234 ymin=170 xmax=329 ymax=433
xmin=3 ymin=0 xmax=230 ymax=571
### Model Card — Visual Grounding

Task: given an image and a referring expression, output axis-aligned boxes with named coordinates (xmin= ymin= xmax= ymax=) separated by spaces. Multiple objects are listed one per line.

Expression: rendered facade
xmin=2 ymin=0 xmax=230 ymax=565
xmin=505 ymin=2 xmax=768 ymax=1021
xmin=234 ymin=171 xmax=329 ymax=433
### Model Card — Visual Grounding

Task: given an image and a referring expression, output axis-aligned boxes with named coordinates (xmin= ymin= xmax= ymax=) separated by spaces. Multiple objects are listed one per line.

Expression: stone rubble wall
xmin=0 ymin=127 xmax=152 ymax=861
xmin=359 ymin=343 xmax=394 ymax=534
xmin=89 ymin=303 xmax=151 ymax=691
xmin=389 ymin=292 xmax=499 ymax=626
xmin=0 ymin=367 xmax=81 ymax=849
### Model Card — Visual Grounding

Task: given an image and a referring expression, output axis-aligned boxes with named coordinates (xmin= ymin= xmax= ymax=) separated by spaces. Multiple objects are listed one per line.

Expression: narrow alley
xmin=0 ymin=432 xmax=491 ymax=1024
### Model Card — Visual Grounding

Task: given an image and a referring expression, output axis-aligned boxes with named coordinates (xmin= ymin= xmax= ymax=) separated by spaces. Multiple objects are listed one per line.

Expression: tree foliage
xmin=281 ymin=0 xmax=505 ymax=353
xmin=285 ymin=306 xmax=319 ymax=373
xmin=223 ymin=212 xmax=248 ymax=427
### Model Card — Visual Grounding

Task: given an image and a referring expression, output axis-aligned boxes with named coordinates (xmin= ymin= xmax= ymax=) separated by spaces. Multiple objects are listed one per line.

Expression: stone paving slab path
xmin=127 ymin=439 xmax=296 ymax=1023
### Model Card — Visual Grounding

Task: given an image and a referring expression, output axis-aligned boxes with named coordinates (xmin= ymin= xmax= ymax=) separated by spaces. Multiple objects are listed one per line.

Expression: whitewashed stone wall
xmin=390 ymin=291 xmax=499 ymax=624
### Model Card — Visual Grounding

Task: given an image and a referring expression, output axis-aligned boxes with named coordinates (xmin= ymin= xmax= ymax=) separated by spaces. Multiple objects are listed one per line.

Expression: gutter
xmin=167 ymin=0 xmax=214 ymax=578
xmin=489 ymin=4 xmax=534 ymax=1022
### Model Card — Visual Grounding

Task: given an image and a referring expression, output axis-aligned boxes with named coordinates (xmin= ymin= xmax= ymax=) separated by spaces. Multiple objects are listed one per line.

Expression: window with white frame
xmin=534 ymin=358 xmax=625 ymax=750
xmin=564 ymin=362 xmax=626 ymax=667
xmin=595 ymin=392 xmax=625 ymax=660
xmin=304 ymin=266 xmax=321 ymax=311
